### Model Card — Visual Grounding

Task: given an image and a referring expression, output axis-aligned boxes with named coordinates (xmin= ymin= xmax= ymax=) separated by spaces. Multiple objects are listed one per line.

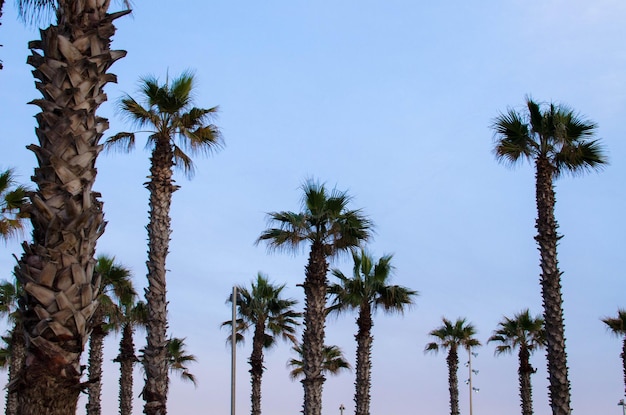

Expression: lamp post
xmin=618 ymin=399 xmax=626 ymax=415
xmin=231 ymin=286 xmax=237 ymax=415
xmin=466 ymin=351 xmax=479 ymax=415
xmin=339 ymin=404 xmax=345 ymax=415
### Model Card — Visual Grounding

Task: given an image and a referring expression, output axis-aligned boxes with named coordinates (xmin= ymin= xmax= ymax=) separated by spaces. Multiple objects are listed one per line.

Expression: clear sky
xmin=1 ymin=1 xmax=626 ymax=414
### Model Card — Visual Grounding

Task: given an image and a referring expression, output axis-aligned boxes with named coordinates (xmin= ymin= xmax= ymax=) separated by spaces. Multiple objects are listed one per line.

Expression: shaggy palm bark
xmin=250 ymin=321 xmax=266 ymax=415
xmin=142 ymin=137 xmax=175 ymax=415
xmin=354 ymin=305 xmax=373 ymax=415
xmin=535 ymin=157 xmax=570 ymax=415
xmin=302 ymin=242 xmax=329 ymax=415
xmin=518 ymin=346 xmax=534 ymax=415
xmin=446 ymin=346 xmax=459 ymax=415
xmin=6 ymin=321 xmax=25 ymax=415
xmin=115 ymin=323 xmax=137 ymax=415
xmin=86 ymin=308 xmax=106 ymax=415
xmin=13 ymin=1 xmax=128 ymax=414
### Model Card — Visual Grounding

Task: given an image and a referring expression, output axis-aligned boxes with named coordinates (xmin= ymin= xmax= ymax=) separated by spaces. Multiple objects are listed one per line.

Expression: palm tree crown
xmin=493 ymin=98 xmax=605 ymax=176
xmin=107 ymin=71 xmax=222 ymax=177
xmin=0 ymin=168 xmax=28 ymax=241
xmin=602 ymin=309 xmax=626 ymax=396
xmin=288 ymin=344 xmax=351 ymax=380
xmin=488 ymin=309 xmax=545 ymax=415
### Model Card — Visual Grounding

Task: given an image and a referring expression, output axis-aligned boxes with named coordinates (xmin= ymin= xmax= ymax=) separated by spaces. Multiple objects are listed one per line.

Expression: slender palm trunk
xmin=6 ymin=321 xmax=25 ymax=415
xmin=250 ymin=322 xmax=266 ymax=415
xmin=14 ymin=1 xmax=128 ymax=413
xmin=86 ymin=308 xmax=106 ymax=415
xmin=535 ymin=157 xmax=570 ymax=415
xmin=446 ymin=346 xmax=459 ymax=415
xmin=518 ymin=345 xmax=534 ymax=415
xmin=115 ymin=323 xmax=137 ymax=415
xmin=354 ymin=306 xmax=373 ymax=415
xmin=301 ymin=242 xmax=329 ymax=415
xmin=143 ymin=138 xmax=175 ymax=415
xmin=116 ymin=323 xmax=137 ymax=415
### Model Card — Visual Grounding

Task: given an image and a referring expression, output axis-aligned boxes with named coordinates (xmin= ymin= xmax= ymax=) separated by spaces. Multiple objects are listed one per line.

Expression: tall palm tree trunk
xmin=354 ymin=307 xmax=373 ymax=415
xmin=518 ymin=346 xmax=534 ymax=415
xmin=250 ymin=323 xmax=266 ymax=415
xmin=115 ymin=323 xmax=137 ymax=415
xmin=535 ymin=158 xmax=570 ymax=415
xmin=14 ymin=1 xmax=128 ymax=413
xmin=302 ymin=243 xmax=329 ymax=415
xmin=143 ymin=138 xmax=175 ymax=415
xmin=446 ymin=346 xmax=459 ymax=415
xmin=6 ymin=321 xmax=25 ymax=415
xmin=86 ymin=308 xmax=106 ymax=415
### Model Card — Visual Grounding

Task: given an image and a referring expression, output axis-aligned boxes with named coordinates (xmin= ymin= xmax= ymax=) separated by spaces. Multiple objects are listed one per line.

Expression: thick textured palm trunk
xmin=354 ymin=307 xmax=373 ymax=415
xmin=115 ymin=323 xmax=137 ymax=415
xmin=535 ymin=158 xmax=570 ymax=415
xmin=143 ymin=138 xmax=176 ymax=415
xmin=518 ymin=346 xmax=534 ymax=415
xmin=5 ymin=321 xmax=25 ymax=415
xmin=446 ymin=347 xmax=459 ymax=415
xmin=250 ymin=323 xmax=266 ymax=415
xmin=302 ymin=243 xmax=329 ymax=415
xmin=86 ymin=308 xmax=106 ymax=415
xmin=13 ymin=1 xmax=128 ymax=414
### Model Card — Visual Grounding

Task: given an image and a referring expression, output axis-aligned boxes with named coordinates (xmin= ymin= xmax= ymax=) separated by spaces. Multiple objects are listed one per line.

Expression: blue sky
xmin=1 ymin=1 xmax=626 ymax=414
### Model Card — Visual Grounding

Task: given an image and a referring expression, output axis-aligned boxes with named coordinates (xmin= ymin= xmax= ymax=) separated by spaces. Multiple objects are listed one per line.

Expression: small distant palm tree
xmin=288 ymin=343 xmax=351 ymax=380
xmin=257 ymin=179 xmax=372 ymax=415
xmin=492 ymin=98 xmax=606 ymax=415
xmin=0 ymin=168 xmax=28 ymax=241
xmin=425 ymin=317 xmax=481 ymax=415
xmin=488 ymin=309 xmax=545 ymax=415
xmin=602 ymin=309 xmax=626 ymax=396
xmin=86 ymin=255 xmax=134 ymax=415
xmin=223 ymin=273 xmax=301 ymax=415
xmin=0 ymin=278 xmax=23 ymax=415
xmin=108 ymin=70 xmax=221 ymax=415
xmin=328 ymin=249 xmax=417 ymax=415
xmin=165 ymin=337 xmax=197 ymax=386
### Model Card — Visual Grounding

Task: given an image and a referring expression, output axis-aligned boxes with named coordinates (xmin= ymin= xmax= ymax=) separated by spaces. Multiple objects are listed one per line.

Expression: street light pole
xmin=339 ymin=404 xmax=345 ymax=415
xmin=231 ymin=286 xmax=237 ymax=415
xmin=618 ymin=398 xmax=626 ymax=415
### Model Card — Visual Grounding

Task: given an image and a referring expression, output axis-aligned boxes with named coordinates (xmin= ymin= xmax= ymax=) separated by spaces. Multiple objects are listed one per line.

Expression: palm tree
xmin=488 ymin=309 xmax=545 ymax=415
xmin=425 ymin=317 xmax=481 ymax=415
xmin=85 ymin=255 xmax=134 ymax=415
xmin=112 ymin=299 xmax=147 ymax=415
xmin=0 ymin=168 xmax=29 ymax=241
xmin=328 ymin=249 xmax=417 ymax=415
xmin=0 ymin=278 xmax=24 ymax=415
xmin=165 ymin=337 xmax=197 ymax=386
xmin=223 ymin=273 xmax=301 ymax=415
xmin=288 ymin=343 xmax=350 ymax=380
xmin=601 ymin=309 xmax=626 ymax=397
xmin=12 ymin=0 xmax=130 ymax=412
xmin=492 ymin=97 xmax=606 ymax=415
xmin=107 ymin=71 xmax=221 ymax=415
xmin=257 ymin=179 xmax=372 ymax=415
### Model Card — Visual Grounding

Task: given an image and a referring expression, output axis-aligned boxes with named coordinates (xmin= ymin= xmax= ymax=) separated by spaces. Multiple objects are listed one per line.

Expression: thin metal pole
xmin=231 ymin=286 xmax=237 ymax=415
xmin=468 ymin=349 xmax=473 ymax=415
